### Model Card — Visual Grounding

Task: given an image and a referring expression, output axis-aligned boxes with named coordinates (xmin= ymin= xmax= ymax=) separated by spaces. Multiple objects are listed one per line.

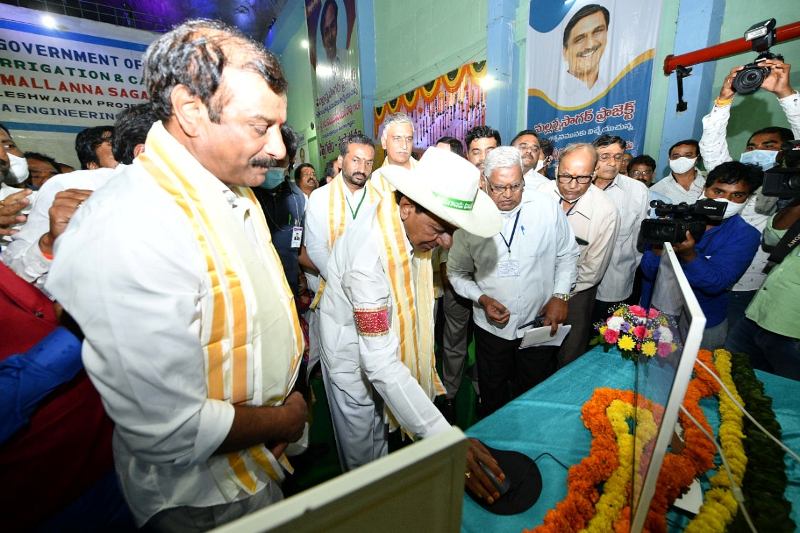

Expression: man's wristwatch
xmin=552 ymin=293 xmax=570 ymax=302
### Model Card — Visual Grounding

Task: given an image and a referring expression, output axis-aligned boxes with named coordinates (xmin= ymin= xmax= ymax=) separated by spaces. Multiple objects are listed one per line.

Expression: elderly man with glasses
xmin=589 ymin=134 xmax=649 ymax=325
xmin=447 ymin=146 xmax=579 ymax=416
xmin=538 ymin=143 xmax=619 ymax=366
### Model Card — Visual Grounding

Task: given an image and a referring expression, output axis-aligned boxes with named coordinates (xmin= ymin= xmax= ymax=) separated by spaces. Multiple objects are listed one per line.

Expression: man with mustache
xmin=46 ymin=20 xmax=308 ymax=530
xmin=303 ymin=133 xmax=379 ymax=375
xmin=562 ymin=4 xmax=609 ymax=90
xmin=319 ymin=147 xmax=508 ymax=505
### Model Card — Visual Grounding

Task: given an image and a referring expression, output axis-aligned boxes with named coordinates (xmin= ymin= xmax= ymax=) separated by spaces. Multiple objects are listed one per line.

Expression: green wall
xmin=712 ymin=4 xmax=800 ymax=159
xmin=276 ymin=28 xmax=320 ymax=174
xmin=372 ymin=0 xmax=489 ymax=104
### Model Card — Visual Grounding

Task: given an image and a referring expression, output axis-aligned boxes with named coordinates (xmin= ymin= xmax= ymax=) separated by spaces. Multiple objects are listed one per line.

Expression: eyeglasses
xmin=557 ymin=173 xmax=593 ymax=184
xmin=486 ymin=181 xmax=524 ymax=195
xmin=515 ymin=143 xmax=540 ymax=153
xmin=630 ymin=170 xmax=653 ymax=178
xmin=598 ymin=153 xmax=624 ymax=162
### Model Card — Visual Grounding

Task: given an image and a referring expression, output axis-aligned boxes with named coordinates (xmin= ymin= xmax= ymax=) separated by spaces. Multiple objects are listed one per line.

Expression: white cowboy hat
xmin=379 ymin=147 xmax=502 ymax=238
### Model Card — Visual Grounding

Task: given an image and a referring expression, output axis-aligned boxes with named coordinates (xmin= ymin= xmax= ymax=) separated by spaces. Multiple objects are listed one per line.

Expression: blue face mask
xmin=262 ymin=168 xmax=286 ymax=189
xmin=740 ymin=149 xmax=778 ymax=170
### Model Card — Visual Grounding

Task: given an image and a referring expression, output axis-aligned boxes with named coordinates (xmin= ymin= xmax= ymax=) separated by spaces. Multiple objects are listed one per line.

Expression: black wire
xmin=533 ymin=452 xmax=570 ymax=470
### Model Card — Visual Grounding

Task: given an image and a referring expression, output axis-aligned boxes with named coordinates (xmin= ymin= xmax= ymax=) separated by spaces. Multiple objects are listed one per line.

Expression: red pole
xmin=663 ymin=20 xmax=800 ymax=75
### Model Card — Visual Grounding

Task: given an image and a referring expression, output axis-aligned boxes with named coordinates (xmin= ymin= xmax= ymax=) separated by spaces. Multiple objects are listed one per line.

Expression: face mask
xmin=7 ymin=152 xmax=29 ymax=184
xmin=669 ymin=156 xmax=696 ymax=175
xmin=702 ymin=194 xmax=747 ymax=219
xmin=262 ymin=168 xmax=285 ymax=189
xmin=740 ymin=149 xmax=778 ymax=170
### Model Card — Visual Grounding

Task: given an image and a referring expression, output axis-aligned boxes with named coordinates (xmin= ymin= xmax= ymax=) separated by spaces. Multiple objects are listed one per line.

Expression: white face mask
xmin=669 ymin=156 xmax=697 ymax=175
xmin=7 ymin=152 xmax=29 ymax=184
xmin=702 ymin=194 xmax=747 ymax=219
xmin=739 ymin=149 xmax=778 ymax=170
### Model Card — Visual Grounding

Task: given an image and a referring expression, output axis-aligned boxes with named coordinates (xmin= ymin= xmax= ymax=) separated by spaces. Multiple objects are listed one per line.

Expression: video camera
xmin=640 ymin=199 xmax=727 ymax=245
xmin=732 ymin=19 xmax=784 ymax=95
xmin=763 ymin=140 xmax=800 ymax=197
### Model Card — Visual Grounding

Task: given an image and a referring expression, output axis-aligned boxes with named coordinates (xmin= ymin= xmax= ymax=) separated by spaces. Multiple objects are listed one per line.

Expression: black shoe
xmin=436 ymin=397 xmax=457 ymax=425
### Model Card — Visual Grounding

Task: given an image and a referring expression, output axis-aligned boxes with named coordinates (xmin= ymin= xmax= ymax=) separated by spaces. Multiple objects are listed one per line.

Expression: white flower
xmin=607 ymin=316 xmax=625 ymax=331
xmin=657 ymin=327 xmax=673 ymax=343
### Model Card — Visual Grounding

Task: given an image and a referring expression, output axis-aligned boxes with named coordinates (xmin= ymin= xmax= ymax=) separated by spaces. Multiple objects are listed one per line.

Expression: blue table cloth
xmin=462 ymin=346 xmax=800 ymax=532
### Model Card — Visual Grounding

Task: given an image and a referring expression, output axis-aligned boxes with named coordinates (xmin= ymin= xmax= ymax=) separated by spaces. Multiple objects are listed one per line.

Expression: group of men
xmin=1 ymin=16 xmax=798 ymax=533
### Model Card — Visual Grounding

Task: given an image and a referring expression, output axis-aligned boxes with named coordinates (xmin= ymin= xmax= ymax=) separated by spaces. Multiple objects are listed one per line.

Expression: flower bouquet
xmin=592 ymin=304 xmax=679 ymax=361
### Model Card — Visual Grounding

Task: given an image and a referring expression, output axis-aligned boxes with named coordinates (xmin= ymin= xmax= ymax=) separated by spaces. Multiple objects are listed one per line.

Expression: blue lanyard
xmin=500 ymin=209 xmax=521 ymax=254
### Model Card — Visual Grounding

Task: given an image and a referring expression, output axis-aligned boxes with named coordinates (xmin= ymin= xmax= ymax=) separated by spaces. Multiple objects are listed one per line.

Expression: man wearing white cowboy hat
xmin=318 ymin=146 xmax=507 ymax=503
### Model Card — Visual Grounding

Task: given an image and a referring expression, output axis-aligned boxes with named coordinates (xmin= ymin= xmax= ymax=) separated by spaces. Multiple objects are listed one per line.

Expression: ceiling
xmin=0 ymin=0 xmax=289 ymax=41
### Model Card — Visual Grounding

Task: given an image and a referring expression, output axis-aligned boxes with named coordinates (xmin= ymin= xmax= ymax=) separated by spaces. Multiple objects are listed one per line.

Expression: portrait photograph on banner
xmin=527 ymin=0 xmax=662 ymax=154
xmin=304 ymin=0 xmax=364 ymax=163
xmin=374 ymin=61 xmax=488 ymax=155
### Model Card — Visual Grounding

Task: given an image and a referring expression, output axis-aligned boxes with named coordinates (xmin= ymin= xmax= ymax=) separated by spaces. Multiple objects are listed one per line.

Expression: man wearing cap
xmin=447 ymin=147 xmax=580 ymax=416
xmin=319 ymin=147 xmax=506 ymax=503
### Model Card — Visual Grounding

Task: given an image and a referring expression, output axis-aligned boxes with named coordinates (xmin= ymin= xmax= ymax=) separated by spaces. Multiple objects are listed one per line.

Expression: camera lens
xmin=732 ymin=65 xmax=770 ymax=95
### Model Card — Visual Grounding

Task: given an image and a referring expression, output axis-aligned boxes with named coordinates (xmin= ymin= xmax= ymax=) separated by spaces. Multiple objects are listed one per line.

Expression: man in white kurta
xmin=45 ymin=21 xmax=308 ymax=530
xmin=318 ymin=147 xmax=504 ymax=496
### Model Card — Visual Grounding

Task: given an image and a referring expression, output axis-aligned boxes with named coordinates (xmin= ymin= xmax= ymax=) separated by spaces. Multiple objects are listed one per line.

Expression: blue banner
xmin=526 ymin=0 xmax=661 ymax=154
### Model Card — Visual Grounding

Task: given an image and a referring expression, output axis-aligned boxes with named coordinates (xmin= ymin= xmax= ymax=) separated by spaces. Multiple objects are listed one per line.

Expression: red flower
xmin=632 ymin=325 xmax=647 ymax=339
xmin=604 ymin=329 xmax=620 ymax=344
xmin=629 ymin=305 xmax=647 ymax=317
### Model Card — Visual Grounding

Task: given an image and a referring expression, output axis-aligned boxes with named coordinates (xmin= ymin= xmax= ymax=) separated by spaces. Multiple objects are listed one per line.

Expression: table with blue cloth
xmin=462 ymin=345 xmax=800 ymax=532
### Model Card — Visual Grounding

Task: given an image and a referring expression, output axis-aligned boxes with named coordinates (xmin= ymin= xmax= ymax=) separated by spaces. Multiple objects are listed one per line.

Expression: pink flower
xmin=629 ymin=305 xmax=646 ymax=318
xmin=657 ymin=342 xmax=672 ymax=357
xmin=632 ymin=325 xmax=647 ymax=339
xmin=647 ymin=308 xmax=660 ymax=319
xmin=604 ymin=329 xmax=620 ymax=344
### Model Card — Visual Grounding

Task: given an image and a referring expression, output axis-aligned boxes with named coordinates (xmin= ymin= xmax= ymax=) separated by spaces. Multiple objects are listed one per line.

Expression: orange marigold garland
xmin=530 ymin=351 xmax=720 ymax=533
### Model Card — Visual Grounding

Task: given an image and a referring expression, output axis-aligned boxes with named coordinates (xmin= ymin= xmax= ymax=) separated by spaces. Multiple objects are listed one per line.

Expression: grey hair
xmin=381 ymin=113 xmax=414 ymax=138
xmin=483 ymin=146 xmax=524 ymax=178
xmin=558 ymin=143 xmax=598 ymax=170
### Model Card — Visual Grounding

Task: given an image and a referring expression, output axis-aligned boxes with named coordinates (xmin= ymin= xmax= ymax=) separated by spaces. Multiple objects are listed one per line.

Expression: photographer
xmin=699 ymin=58 xmax=798 ymax=172
xmin=726 ymin=200 xmax=800 ymax=380
xmin=640 ymin=162 xmax=762 ymax=348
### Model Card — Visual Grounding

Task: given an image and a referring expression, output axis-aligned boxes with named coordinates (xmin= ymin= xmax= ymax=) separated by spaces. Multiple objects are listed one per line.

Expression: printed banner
xmin=304 ymin=0 xmax=364 ymax=162
xmin=526 ymin=0 xmax=661 ymax=154
xmin=374 ymin=61 xmax=487 ymax=150
xmin=0 ymin=7 xmax=154 ymax=132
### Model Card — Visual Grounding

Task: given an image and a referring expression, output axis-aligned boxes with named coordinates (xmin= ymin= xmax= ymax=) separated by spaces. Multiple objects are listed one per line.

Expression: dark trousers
xmin=726 ymin=317 xmax=800 ymax=381
xmin=474 ymin=324 xmax=557 ymax=417
xmin=558 ymin=285 xmax=598 ymax=368
xmin=591 ymin=298 xmax=625 ymax=328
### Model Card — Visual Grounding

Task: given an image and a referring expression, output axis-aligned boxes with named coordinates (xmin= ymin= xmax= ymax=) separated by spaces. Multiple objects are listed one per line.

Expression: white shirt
xmin=523 ymin=168 xmax=550 ymax=191
xmin=0 ymin=183 xmax=35 ymax=247
xmin=45 ymin=163 xmax=281 ymax=525
xmin=594 ymin=173 xmax=649 ymax=302
xmin=2 ymin=167 xmax=119 ymax=291
xmin=447 ymin=191 xmax=579 ymax=340
xmin=733 ymin=192 xmax=772 ymax=292
xmin=699 ymin=91 xmax=800 ymax=172
xmin=304 ymin=180 xmax=379 ymax=284
xmin=539 ymin=181 xmax=619 ymax=293
xmin=649 ymin=170 xmax=706 ymax=205
xmin=318 ymin=205 xmax=450 ymax=439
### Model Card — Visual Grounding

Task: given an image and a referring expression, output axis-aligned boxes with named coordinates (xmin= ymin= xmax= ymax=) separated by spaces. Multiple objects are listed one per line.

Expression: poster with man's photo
xmin=526 ymin=0 xmax=661 ymax=154
xmin=304 ymin=0 xmax=364 ymax=161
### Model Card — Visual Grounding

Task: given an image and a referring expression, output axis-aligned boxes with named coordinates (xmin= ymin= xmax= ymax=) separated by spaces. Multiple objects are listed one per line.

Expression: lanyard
xmin=346 ymin=187 xmax=368 ymax=220
xmin=499 ymin=209 xmax=521 ymax=254
xmin=558 ymin=196 xmax=578 ymax=217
